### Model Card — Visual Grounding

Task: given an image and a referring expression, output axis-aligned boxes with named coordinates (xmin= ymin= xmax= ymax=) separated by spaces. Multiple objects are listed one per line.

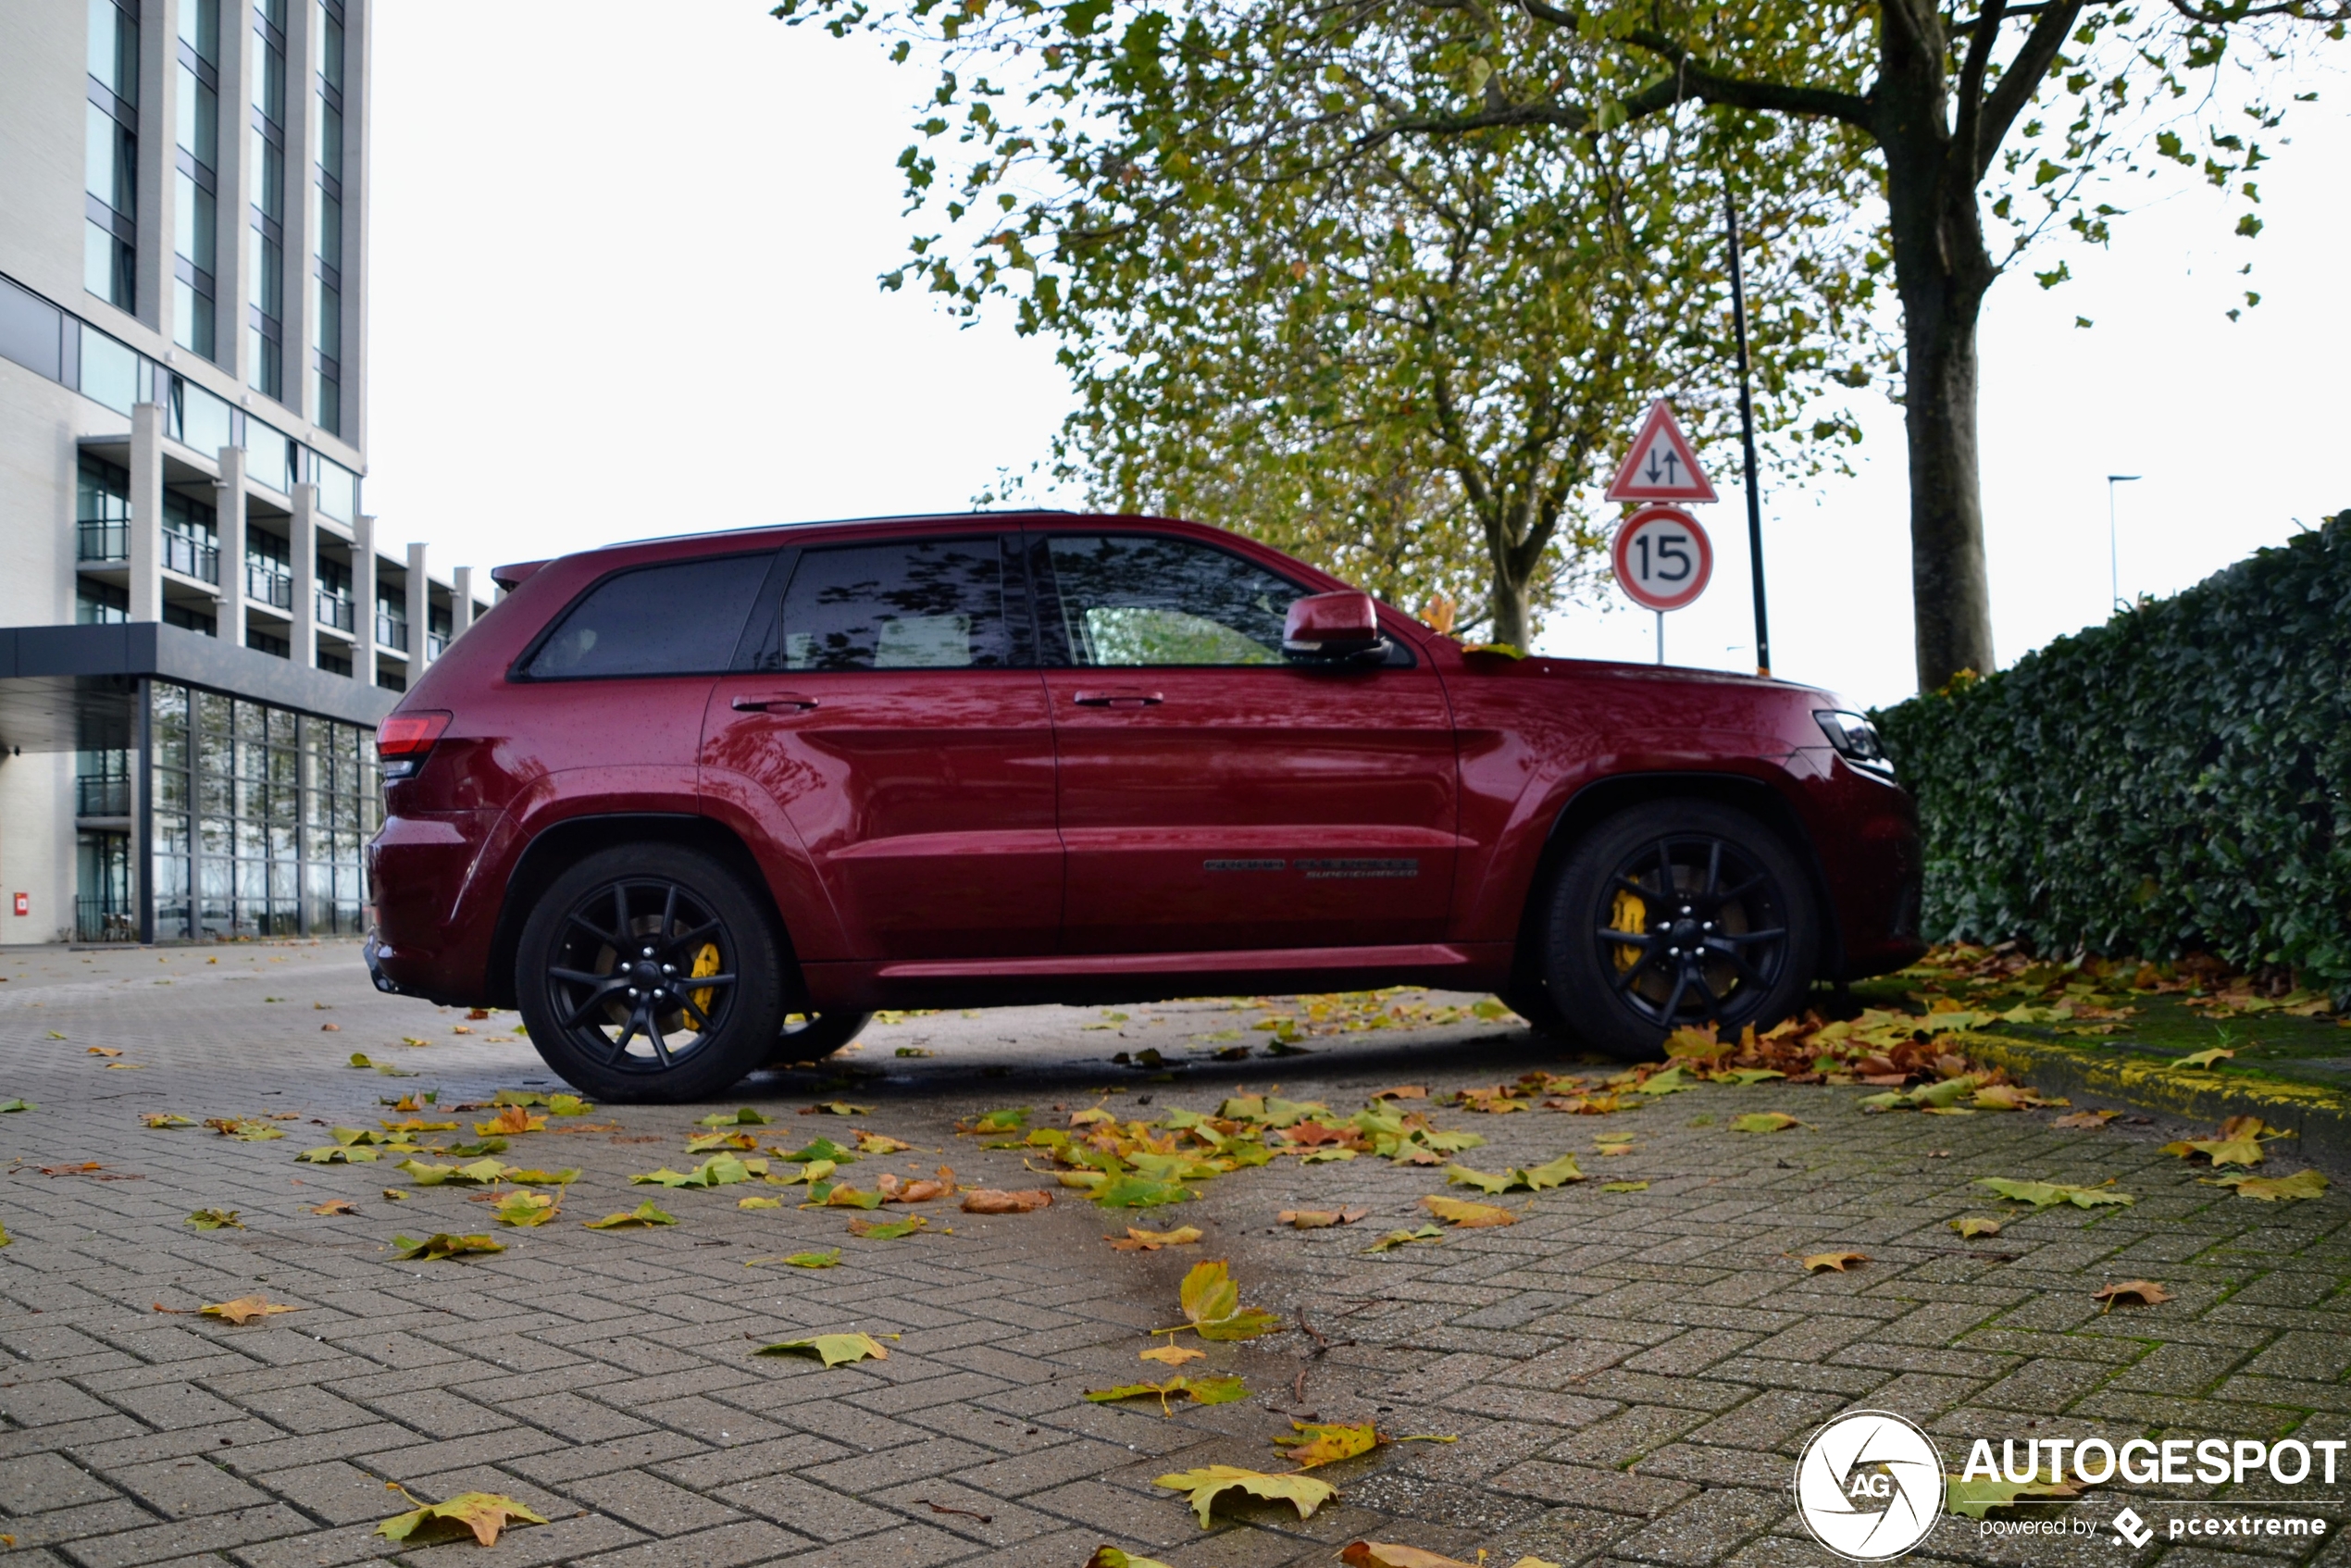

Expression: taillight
xmin=377 ymin=710 xmax=452 ymax=782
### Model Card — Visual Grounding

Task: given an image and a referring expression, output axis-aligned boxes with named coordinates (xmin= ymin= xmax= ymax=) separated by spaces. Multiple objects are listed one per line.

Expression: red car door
xmin=1035 ymin=529 xmax=1457 ymax=954
xmin=701 ymin=533 xmax=1060 ymax=961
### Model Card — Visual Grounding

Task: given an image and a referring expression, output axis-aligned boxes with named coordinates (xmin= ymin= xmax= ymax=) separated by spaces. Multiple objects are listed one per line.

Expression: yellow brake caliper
xmin=689 ymin=942 xmax=722 ymax=1018
xmin=1609 ymin=888 xmax=1647 ymax=972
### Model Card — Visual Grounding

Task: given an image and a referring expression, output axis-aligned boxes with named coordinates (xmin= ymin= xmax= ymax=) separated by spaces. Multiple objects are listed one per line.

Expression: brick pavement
xmin=0 ymin=941 xmax=2346 ymax=1567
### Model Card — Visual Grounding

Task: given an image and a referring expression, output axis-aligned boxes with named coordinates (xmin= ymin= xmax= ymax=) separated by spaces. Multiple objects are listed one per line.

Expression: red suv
xmin=366 ymin=514 xmax=1921 ymax=1101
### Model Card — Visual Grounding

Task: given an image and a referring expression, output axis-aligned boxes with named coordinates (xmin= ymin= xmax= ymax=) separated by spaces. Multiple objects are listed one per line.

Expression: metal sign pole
xmin=1724 ymin=182 xmax=1771 ymax=678
xmin=1656 ymin=610 xmax=1665 ymax=666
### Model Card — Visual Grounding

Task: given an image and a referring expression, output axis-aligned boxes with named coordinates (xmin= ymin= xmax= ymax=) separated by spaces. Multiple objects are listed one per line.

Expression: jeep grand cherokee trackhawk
xmin=364 ymin=513 xmax=1921 ymax=1102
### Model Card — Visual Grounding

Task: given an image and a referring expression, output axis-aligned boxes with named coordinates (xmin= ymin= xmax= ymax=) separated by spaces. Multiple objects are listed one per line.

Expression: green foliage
xmin=1877 ymin=514 xmax=2351 ymax=1001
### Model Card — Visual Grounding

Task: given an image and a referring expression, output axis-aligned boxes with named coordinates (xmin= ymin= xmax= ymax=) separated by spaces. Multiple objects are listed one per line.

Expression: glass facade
xmin=248 ymin=0 xmax=288 ymax=401
xmin=148 ymin=681 xmax=379 ymax=940
xmin=175 ymin=0 xmax=222 ymax=359
xmin=78 ymin=452 xmax=132 ymax=565
xmin=310 ymin=0 xmax=345 ymax=436
xmin=85 ymin=0 xmax=140 ymax=310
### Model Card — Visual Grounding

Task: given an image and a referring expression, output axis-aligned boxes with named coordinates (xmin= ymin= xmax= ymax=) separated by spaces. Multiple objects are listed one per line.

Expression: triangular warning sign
xmin=1604 ymin=400 xmax=1717 ymax=504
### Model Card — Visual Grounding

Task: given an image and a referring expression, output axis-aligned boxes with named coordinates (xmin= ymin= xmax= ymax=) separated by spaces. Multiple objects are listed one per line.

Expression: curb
xmin=1963 ymin=1032 xmax=2351 ymax=1168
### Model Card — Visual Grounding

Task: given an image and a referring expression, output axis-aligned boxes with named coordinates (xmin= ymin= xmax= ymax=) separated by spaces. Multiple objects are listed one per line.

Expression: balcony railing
xmin=76 ymin=776 xmax=131 ymax=816
xmin=78 ymin=519 xmax=129 ymax=563
xmin=377 ymin=613 xmax=409 ymax=652
xmin=75 ymin=897 xmax=138 ymax=943
xmin=247 ymin=564 xmax=292 ymax=608
xmin=163 ymin=531 xmax=219 ymax=584
xmin=427 ymin=631 xmax=450 ymax=658
xmin=317 ymin=592 xmax=355 ymax=632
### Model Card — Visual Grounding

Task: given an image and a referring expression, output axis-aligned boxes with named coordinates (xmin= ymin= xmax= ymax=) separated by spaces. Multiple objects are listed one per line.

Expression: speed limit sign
xmin=1612 ymin=504 xmax=1713 ymax=612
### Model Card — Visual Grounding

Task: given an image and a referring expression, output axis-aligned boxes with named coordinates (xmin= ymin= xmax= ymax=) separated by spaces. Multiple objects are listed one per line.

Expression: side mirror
xmin=1283 ymin=591 xmax=1388 ymax=666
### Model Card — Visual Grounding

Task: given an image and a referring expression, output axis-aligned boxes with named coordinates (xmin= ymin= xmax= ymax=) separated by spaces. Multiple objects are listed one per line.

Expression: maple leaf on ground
xmin=1275 ymin=1419 xmax=1383 ymax=1468
xmin=1154 ymin=1464 xmax=1336 ymax=1528
xmin=1344 ymin=1544 xmax=1545 ymax=1568
xmin=962 ymin=1188 xmax=1051 ymax=1213
xmin=698 ymin=1106 xmax=773 ymax=1126
xmin=1419 ymin=1195 xmax=1515 ymax=1228
xmin=492 ymin=1190 xmax=559 ymax=1227
xmin=847 ymin=1213 xmax=927 ymax=1239
xmin=754 ymin=1331 xmax=896 ymax=1366
xmin=2208 ymin=1168 xmax=2329 ymax=1201
xmin=1139 ymin=1343 xmax=1206 ymax=1366
xmin=1170 ymin=1260 xmax=1284 ymax=1341
xmin=1363 ymin=1224 xmax=1445 ymax=1252
xmin=2051 ymin=1109 xmax=2121 ymax=1129
xmin=1949 ymin=1216 xmax=2003 ymax=1238
xmin=139 ymin=1113 xmax=192 ymax=1128
xmin=1085 ymin=1374 xmax=1248 ymax=1414
xmin=2173 ymin=1048 xmax=2235 ymax=1069
xmin=854 ymin=1130 xmax=913 ymax=1152
xmin=584 ymin=1201 xmax=677 ymax=1229
xmin=390 ymin=1233 xmax=504 ymax=1260
xmin=1278 ymin=1207 xmax=1369 ymax=1228
xmin=1729 ymin=1113 xmax=1801 ymax=1134
xmin=185 ymin=1209 xmax=243 ymax=1230
xmin=1086 ymin=1550 xmax=1177 ymax=1568
xmin=2093 ymin=1279 xmax=2172 ymax=1312
xmin=687 ymin=1130 xmax=760 ymax=1153
xmin=473 ymin=1106 xmax=545 ymax=1137
xmin=201 ymin=1296 xmax=300 ymax=1325
xmin=1800 ymin=1251 xmax=1870 ymax=1273
xmin=310 ymin=1199 xmax=358 ymax=1216
xmin=1108 ymin=1225 xmax=1202 ymax=1251
xmin=1944 ymin=1476 xmax=2083 ymax=1518
xmin=374 ymin=1489 xmax=549 ymax=1547
xmin=802 ymin=1101 xmax=876 ymax=1116
xmin=1975 ymin=1177 xmax=2133 ymax=1209
xmin=876 ymin=1168 xmax=954 ymax=1203
xmin=1600 ymin=1180 xmax=1649 ymax=1193
xmin=1370 ymin=1085 xmax=1428 ymax=1100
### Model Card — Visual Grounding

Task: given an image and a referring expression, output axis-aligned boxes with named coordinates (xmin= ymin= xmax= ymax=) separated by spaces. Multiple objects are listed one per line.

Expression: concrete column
xmin=137 ymin=0 xmax=176 ymax=332
xmin=291 ymin=482 xmax=318 ymax=666
xmin=340 ymin=0 xmax=371 ymax=446
xmin=281 ymin=0 xmax=317 ymax=427
xmin=452 ymin=566 xmax=475 ymax=640
xmin=217 ymin=0 xmax=254 ymax=389
xmin=129 ymin=403 xmax=167 ymax=621
xmin=350 ymin=513 xmax=378 ymax=682
xmin=215 ymin=444 xmax=248 ymax=647
xmin=404 ymin=541 xmax=429 ymax=673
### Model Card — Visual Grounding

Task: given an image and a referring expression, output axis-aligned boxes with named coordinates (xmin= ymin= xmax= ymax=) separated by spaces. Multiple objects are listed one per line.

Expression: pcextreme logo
xmin=1793 ymin=1411 xmax=1945 ymax=1562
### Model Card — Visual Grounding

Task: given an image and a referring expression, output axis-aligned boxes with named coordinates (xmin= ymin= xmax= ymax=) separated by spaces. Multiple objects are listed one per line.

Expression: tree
xmin=784 ymin=0 xmax=2341 ymax=690
xmin=1025 ymin=100 xmax=1876 ymax=646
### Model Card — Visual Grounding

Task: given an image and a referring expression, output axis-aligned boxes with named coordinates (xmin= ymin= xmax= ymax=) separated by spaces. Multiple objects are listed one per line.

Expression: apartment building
xmin=0 ymin=0 xmax=479 ymax=943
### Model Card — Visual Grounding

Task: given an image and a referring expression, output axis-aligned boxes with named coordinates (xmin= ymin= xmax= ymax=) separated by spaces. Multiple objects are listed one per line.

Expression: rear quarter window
xmin=522 ymin=554 xmax=771 ymax=679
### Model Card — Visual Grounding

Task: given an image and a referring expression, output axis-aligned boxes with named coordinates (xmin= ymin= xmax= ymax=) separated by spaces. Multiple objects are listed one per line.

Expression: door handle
xmin=730 ymin=691 xmax=819 ymax=712
xmin=1072 ymin=689 xmax=1163 ymax=707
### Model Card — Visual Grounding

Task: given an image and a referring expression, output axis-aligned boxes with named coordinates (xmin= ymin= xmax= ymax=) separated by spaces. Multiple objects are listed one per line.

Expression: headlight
xmin=1813 ymin=709 xmax=1895 ymax=780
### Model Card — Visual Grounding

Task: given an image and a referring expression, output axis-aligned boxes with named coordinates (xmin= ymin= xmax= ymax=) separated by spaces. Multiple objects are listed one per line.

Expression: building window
xmin=77 ymin=829 xmax=136 ymax=941
xmin=246 ymin=626 xmax=290 ymax=658
xmin=77 ymin=453 xmax=132 ymax=565
xmin=163 ymin=602 xmax=218 ymax=636
xmin=147 ymin=682 xmax=379 ymax=940
xmin=375 ymin=591 xmax=408 ymax=652
xmin=317 ymin=649 xmax=352 ymax=676
xmin=249 ymin=0 xmax=288 ymax=401
xmin=317 ymin=554 xmax=355 ymax=632
xmin=86 ymin=0 xmax=141 ymax=311
xmin=175 ymin=0 xmax=222 ymax=358
xmin=310 ymin=0 xmax=345 ymax=435
xmin=78 ymin=579 xmax=130 ymax=625
xmin=162 ymin=490 xmax=222 ymax=584
xmin=245 ymin=527 xmax=292 ymax=608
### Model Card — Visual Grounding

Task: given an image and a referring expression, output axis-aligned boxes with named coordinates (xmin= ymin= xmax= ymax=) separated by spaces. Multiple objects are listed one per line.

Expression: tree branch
xmin=1619 ymin=31 xmax=1874 ymax=131
xmin=1358 ymin=98 xmax=1591 ymax=152
xmin=1974 ymin=1 xmax=2086 ymax=178
xmin=1951 ymin=0 xmax=2007 ymax=173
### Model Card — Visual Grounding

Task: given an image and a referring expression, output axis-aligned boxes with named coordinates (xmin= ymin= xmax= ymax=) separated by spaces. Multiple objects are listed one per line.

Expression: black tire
xmin=515 ymin=844 xmax=786 ymax=1103
xmin=1540 ymin=800 xmax=1817 ymax=1061
xmin=770 ymin=1010 xmax=874 ymax=1066
xmin=1497 ymin=984 xmax=1572 ymax=1039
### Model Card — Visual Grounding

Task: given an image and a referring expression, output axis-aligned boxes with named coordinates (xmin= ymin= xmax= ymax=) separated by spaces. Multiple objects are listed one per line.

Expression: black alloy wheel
xmin=516 ymin=845 xmax=785 ymax=1101
xmin=771 ymin=1009 xmax=875 ymax=1066
xmin=1542 ymin=800 xmax=1817 ymax=1060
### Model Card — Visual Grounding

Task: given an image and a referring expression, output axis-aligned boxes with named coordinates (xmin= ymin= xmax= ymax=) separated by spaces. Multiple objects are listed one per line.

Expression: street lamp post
xmin=2107 ymin=474 xmax=2141 ymax=612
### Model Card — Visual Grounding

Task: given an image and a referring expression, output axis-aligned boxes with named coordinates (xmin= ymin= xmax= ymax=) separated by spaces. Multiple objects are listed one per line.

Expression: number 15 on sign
xmin=1611 ymin=504 xmax=1714 ymax=664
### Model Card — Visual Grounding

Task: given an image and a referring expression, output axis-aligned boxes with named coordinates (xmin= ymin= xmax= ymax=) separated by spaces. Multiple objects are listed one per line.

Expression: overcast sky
xmin=364 ymin=4 xmax=2346 ymax=711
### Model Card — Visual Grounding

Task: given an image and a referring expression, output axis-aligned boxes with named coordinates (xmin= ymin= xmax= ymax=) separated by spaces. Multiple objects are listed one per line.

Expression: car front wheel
xmin=1540 ymin=800 xmax=1818 ymax=1060
xmin=516 ymin=844 xmax=786 ymax=1102
xmin=771 ymin=1010 xmax=875 ymax=1066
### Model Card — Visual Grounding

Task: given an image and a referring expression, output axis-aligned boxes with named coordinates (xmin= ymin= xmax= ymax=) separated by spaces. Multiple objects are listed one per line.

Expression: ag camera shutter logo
xmin=1793 ymin=1410 xmax=1946 ymax=1561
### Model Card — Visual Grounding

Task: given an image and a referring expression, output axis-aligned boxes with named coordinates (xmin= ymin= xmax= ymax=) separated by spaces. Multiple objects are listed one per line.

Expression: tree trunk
xmin=1488 ymin=568 xmax=1535 ymax=651
xmin=1899 ymin=277 xmax=1996 ymax=691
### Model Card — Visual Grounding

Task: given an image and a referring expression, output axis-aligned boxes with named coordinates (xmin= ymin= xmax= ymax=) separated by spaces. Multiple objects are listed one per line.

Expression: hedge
xmin=1874 ymin=510 xmax=2351 ymax=1001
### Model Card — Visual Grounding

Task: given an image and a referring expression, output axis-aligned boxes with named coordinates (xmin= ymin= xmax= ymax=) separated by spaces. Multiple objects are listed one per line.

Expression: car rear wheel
xmin=771 ymin=1010 xmax=874 ymax=1066
xmin=1540 ymin=800 xmax=1817 ymax=1061
xmin=516 ymin=844 xmax=786 ymax=1102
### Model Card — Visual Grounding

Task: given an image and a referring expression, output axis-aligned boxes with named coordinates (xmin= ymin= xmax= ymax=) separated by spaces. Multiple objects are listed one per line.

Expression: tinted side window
xmin=1043 ymin=534 xmax=1302 ymax=666
xmin=772 ymin=538 xmax=1011 ymax=672
xmin=524 ymin=555 xmax=769 ymax=679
